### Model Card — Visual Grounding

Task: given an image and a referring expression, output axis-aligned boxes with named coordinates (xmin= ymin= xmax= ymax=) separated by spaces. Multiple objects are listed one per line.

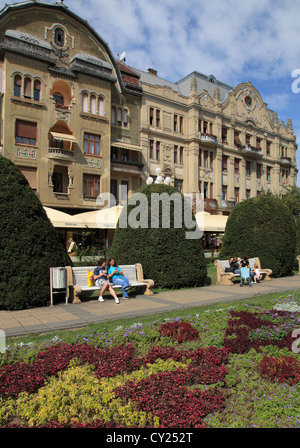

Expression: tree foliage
xmin=110 ymin=184 xmax=207 ymax=289
xmin=219 ymin=194 xmax=296 ymax=277
xmin=0 ymin=157 xmax=72 ymax=310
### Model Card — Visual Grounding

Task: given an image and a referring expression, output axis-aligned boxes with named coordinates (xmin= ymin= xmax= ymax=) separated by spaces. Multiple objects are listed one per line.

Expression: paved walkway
xmin=1 ymin=275 xmax=300 ymax=338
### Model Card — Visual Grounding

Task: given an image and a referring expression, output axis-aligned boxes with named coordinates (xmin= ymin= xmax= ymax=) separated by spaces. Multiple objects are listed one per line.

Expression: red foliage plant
xmin=260 ymin=356 xmax=300 ymax=386
xmin=158 ymin=321 xmax=199 ymax=343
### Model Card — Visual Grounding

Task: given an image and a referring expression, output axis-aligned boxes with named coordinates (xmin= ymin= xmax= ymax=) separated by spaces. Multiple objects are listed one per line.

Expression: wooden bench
xmin=65 ymin=263 xmax=154 ymax=303
xmin=214 ymin=257 xmax=272 ymax=286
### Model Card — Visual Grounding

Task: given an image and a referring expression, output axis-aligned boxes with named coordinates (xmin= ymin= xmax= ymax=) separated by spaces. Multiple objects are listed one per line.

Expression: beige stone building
xmin=0 ymin=0 xmax=143 ymax=223
xmin=135 ymin=68 xmax=298 ymax=214
xmin=0 ymin=0 xmax=297 ymax=241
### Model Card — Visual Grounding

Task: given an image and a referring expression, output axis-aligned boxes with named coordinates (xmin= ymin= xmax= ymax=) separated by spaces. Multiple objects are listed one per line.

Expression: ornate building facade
xmin=0 ymin=0 xmax=297 ymax=221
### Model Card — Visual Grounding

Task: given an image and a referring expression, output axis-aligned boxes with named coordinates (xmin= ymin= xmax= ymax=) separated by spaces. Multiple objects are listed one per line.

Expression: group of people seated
xmin=92 ymin=257 xmax=131 ymax=304
xmin=227 ymin=255 xmax=262 ymax=283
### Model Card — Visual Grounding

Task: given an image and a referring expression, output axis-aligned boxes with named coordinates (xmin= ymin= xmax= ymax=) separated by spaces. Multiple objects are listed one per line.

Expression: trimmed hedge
xmin=0 ymin=157 xmax=72 ymax=310
xmin=110 ymin=184 xmax=207 ymax=289
xmin=219 ymin=194 xmax=296 ymax=277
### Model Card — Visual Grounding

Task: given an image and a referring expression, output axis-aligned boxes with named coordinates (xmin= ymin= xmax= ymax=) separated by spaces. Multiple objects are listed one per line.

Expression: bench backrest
xmin=72 ymin=265 xmax=137 ymax=287
xmin=218 ymin=258 xmax=257 ymax=274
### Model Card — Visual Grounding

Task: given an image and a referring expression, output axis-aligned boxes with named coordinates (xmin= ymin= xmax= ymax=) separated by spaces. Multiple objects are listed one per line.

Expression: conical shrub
xmin=219 ymin=194 xmax=296 ymax=277
xmin=110 ymin=183 xmax=207 ymax=289
xmin=0 ymin=157 xmax=72 ymax=310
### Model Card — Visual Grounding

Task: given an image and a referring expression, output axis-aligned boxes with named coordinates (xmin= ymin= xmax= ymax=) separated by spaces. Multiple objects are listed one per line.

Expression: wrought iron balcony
xmin=241 ymin=145 xmax=262 ymax=158
xmin=198 ymin=133 xmax=218 ymax=144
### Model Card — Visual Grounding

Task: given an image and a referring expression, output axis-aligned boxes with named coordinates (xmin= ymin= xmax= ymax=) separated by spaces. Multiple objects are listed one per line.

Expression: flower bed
xmin=1 ymin=292 xmax=300 ymax=428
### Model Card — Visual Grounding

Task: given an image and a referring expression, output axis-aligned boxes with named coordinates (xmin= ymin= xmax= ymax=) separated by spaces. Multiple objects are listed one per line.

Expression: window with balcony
xmin=83 ymin=133 xmax=101 ymax=156
xmin=15 ymin=119 xmax=37 ymax=146
xmin=83 ymin=174 xmax=100 ymax=198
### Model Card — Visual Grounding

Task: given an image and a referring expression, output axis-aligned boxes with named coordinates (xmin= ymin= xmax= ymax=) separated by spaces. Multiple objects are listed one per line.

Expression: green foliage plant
xmin=110 ymin=184 xmax=207 ymax=289
xmin=0 ymin=157 xmax=72 ymax=310
xmin=219 ymin=194 xmax=296 ymax=277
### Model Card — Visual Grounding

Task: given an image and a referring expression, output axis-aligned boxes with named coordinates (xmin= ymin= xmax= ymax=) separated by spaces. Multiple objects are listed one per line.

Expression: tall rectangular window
xmin=174 ymin=115 xmax=178 ymax=132
xmin=234 ymin=158 xmax=240 ymax=174
xmin=83 ymin=174 xmax=100 ymax=198
xmin=174 ymin=145 xmax=178 ymax=163
xmin=222 ymin=127 xmax=227 ymax=143
xmin=179 ymin=116 xmax=183 ymax=133
xmin=149 ymin=107 xmax=154 ymax=126
xmin=266 ymin=141 xmax=271 ymax=156
xmin=180 ymin=147 xmax=183 ymax=164
xmin=256 ymin=163 xmax=262 ymax=179
xmin=266 ymin=166 xmax=271 ymax=181
xmin=156 ymin=110 xmax=160 ymax=127
xmin=15 ymin=119 xmax=37 ymax=145
xmin=156 ymin=141 xmax=160 ymax=161
xmin=222 ymin=155 xmax=228 ymax=172
xmin=246 ymin=161 xmax=251 ymax=176
xmin=149 ymin=140 xmax=154 ymax=159
xmin=83 ymin=133 xmax=100 ymax=156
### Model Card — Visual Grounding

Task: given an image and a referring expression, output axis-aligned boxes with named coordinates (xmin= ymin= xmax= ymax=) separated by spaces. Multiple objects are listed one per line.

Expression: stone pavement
xmin=1 ymin=275 xmax=300 ymax=338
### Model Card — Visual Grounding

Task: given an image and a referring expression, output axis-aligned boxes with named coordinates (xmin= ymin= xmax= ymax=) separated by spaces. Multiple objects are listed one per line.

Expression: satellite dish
xmin=119 ymin=51 xmax=126 ymax=62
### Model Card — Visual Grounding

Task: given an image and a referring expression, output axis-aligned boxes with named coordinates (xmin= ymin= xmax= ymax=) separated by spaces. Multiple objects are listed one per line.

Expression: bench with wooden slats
xmin=214 ymin=257 xmax=272 ymax=286
xmin=65 ymin=263 xmax=154 ymax=303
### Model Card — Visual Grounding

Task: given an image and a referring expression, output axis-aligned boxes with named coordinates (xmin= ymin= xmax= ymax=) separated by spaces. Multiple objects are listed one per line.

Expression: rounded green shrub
xmin=0 ymin=157 xmax=72 ymax=310
xmin=110 ymin=183 xmax=207 ymax=289
xmin=219 ymin=194 xmax=296 ymax=277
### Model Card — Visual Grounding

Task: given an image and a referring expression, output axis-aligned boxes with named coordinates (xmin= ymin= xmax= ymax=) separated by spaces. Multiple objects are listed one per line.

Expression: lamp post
xmin=146 ymin=167 xmax=171 ymax=185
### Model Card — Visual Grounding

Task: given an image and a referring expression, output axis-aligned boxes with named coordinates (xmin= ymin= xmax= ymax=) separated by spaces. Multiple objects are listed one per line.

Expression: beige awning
xmin=75 ymin=205 xmax=123 ymax=229
xmin=111 ymin=141 xmax=141 ymax=151
xmin=196 ymin=211 xmax=228 ymax=232
xmin=50 ymin=132 xmax=77 ymax=142
xmin=44 ymin=207 xmax=84 ymax=228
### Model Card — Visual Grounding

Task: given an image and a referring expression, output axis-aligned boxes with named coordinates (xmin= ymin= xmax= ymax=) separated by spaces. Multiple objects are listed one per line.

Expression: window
xmin=174 ymin=145 xmax=178 ymax=163
xmin=204 ymin=150 xmax=208 ymax=168
xmin=174 ymin=115 xmax=178 ymax=132
xmin=83 ymin=133 xmax=100 ymax=156
xmin=54 ymin=27 xmax=65 ymax=47
xmin=14 ymin=75 xmax=21 ymax=97
xmin=117 ymin=108 xmax=122 ymax=126
xmin=19 ymin=166 xmax=37 ymax=190
xmin=234 ymin=187 xmax=239 ymax=204
xmin=53 ymin=92 xmax=64 ymax=107
xmin=234 ymin=131 xmax=242 ymax=147
xmin=82 ymin=93 xmax=88 ymax=113
xmin=203 ymin=121 xmax=208 ymax=134
xmin=111 ymin=107 xmax=116 ymax=124
xmin=246 ymin=134 xmax=251 ymax=146
xmin=33 ymin=80 xmax=41 ymax=101
xmin=156 ymin=110 xmax=160 ymax=127
xmin=15 ymin=119 xmax=37 ymax=145
xmin=90 ymin=95 xmax=96 ymax=115
xmin=175 ymin=179 xmax=183 ymax=192
xmin=98 ymin=97 xmax=104 ymax=116
xmin=256 ymin=163 xmax=262 ymax=179
xmin=234 ymin=158 xmax=240 ymax=174
xmin=222 ymin=155 xmax=228 ymax=172
xmin=204 ymin=182 xmax=208 ymax=199
xmin=210 ymin=151 xmax=213 ymax=170
xmin=179 ymin=117 xmax=183 ymax=133
xmin=199 ymin=149 xmax=202 ymax=167
xmin=266 ymin=141 xmax=271 ymax=156
xmin=246 ymin=161 xmax=251 ymax=177
xmin=150 ymin=108 xmax=154 ymax=126
xmin=246 ymin=189 xmax=251 ymax=199
xmin=83 ymin=174 xmax=100 ymax=198
xmin=256 ymin=138 xmax=261 ymax=149
xmin=123 ymin=109 xmax=128 ymax=127
xmin=180 ymin=147 xmax=183 ymax=165
xmin=266 ymin=166 xmax=271 ymax=181
xmin=222 ymin=127 xmax=227 ymax=143
xmin=156 ymin=141 xmax=160 ymax=161
xmin=222 ymin=186 xmax=227 ymax=201
xmin=149 ymin=140 xmax=154 ymax=159
xmin=24 ymin=77 xmax=31 ymax=99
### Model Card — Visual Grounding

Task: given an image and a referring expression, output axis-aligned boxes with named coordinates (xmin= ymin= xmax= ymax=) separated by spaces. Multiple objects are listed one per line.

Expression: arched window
xmin=98 ymin=97 xmax=104 ymax=116
xmin=33 ymin=79 xmax=41 ymax=101
xmin=123 ymin=109 xmax=128 ymax=127
xmin=54 ymin=27 xmax=65 ymax=48
xmin=82 ymin=92 xmax=88 ymax=113
xmin=24 ymin=77 xmax=31 ymax=99
xmin=111 ymin=106 xmax=116 ymax=125
xmin=90 ymin=95 xmax=96 ymax=115
xmin=14 ymin=75 xmax=21 ymax=97
xmin=117 ymin=108 xmax=122 ymax=126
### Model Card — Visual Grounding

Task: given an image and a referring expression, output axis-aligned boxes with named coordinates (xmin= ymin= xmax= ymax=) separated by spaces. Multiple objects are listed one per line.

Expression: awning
xmin=111 ymin=141 xmax=141 ymax=152
xmin=75 ymin=205 xmax=123 ymax=229
xmin=195 ymin=211 xmax=228 ymax=232
xmin=44 ymin=207 xmax=84 ymax=228
xmin=50 ymin=132 xmax=77 ymax=142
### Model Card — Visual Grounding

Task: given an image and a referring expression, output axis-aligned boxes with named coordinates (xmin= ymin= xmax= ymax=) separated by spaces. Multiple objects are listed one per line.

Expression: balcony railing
xmin=241 ymin=145 xmax=262 ymax=157
xmin=221 ymin=200 xmax=235 ymax=210
xmin=198 ymin=133 xmax=218 ymax=144
xmin=280 ymin=156 xmax=292 ymax=165
xmin=48 ymin=147 xmax=74 ymax=160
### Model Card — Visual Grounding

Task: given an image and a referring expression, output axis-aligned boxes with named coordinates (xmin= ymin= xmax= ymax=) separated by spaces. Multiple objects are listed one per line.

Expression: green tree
xmin=281 ymin=186 xmax=300 ymax=256
xmin=110 ymin=183 xmax=207 ymax=289
xmin=219 ymin=194 xmax=296 ymax=277
xmin=0 ymin=157 xmax=72 ymax=310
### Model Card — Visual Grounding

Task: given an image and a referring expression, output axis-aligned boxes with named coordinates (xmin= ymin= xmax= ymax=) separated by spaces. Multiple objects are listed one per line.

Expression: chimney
xmin=148 ymin=68 xmax=157 ymax=76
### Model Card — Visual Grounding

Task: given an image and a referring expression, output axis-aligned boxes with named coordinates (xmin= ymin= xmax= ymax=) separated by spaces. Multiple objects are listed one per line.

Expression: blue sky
xmin=1 ymin=0 xmax=300 ymax=186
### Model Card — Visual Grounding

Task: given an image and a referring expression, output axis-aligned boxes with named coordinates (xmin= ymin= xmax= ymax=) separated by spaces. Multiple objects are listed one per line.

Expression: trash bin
xmin=51 ymin=267 xmax=66 ymax=289
xmin=50 ymin=267 xmax=67 ymax=306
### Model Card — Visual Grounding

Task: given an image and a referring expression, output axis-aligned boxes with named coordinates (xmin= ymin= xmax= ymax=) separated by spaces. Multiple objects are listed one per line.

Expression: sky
xmin=1 ymin=0 xmax=300 ymax=186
